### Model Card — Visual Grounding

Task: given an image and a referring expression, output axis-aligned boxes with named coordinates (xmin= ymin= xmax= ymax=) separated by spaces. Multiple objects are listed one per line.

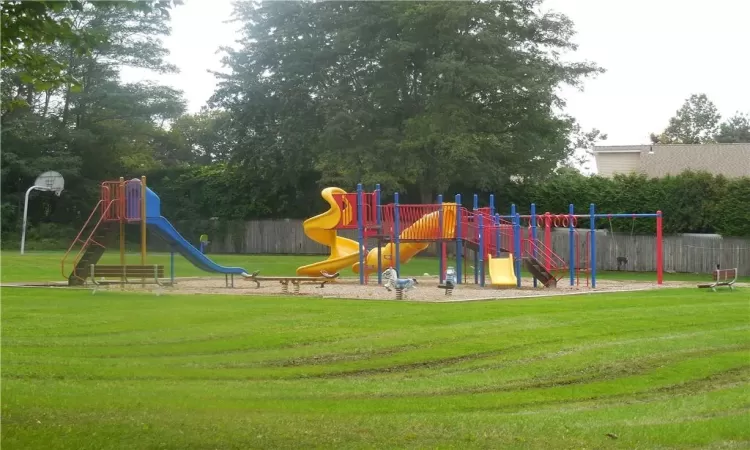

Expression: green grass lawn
xmin=2 ymin=250 xmax=741 ymax=284
xmin=2 ymin=285 xmax=749 ymax=449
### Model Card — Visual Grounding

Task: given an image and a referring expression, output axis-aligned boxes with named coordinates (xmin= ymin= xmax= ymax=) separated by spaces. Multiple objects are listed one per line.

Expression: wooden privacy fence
xmin=544 ymin=230 xmax=750 ymax=276
xmin=152 ymin=220 xmax=749 ymax=276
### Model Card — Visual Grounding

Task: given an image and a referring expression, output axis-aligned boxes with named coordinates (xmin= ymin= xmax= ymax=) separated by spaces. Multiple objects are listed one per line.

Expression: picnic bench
xmin=243 ymin=270 xmax=339 ymax=294
xmin=697 ymin=267 xmax=738 ymax=292
xmin=89 ymin=264 xmax=171 ymax=287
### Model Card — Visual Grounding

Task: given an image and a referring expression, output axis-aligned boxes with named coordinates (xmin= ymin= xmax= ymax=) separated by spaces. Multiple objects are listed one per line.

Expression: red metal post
xmin=544 ymin=212 xmax=552 ymax=271
xmin=656 ymin=210 xmax=663 ymax=285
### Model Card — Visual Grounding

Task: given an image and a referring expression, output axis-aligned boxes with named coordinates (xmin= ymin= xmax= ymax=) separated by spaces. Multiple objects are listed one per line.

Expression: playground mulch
xmin=95 ymin=276 xmax=699 ymax=302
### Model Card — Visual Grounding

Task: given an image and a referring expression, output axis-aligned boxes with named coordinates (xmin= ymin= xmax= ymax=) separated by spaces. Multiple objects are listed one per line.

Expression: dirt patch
xmin=85 ymin=275 xmax=702 ymax=302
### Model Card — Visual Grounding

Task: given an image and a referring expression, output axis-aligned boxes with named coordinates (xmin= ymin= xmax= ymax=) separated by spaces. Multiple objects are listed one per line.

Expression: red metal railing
xmin=332 ymin=193 xmax=378 ymax=229
xmin=100 ymin=181 xmax=125 ymax=222
xmin=460 ymin=209 xmax=513 ymax=255
xmin=379 ymin=204 xmax=459 ymax=240
xmin=521 ymin=238 xmax=568 ymax=282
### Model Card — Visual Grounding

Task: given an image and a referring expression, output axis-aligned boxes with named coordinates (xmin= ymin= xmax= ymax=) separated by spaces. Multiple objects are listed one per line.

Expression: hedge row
xmin=8 ymin=168 xmax=750 ymax=244
xmin=146 ymin=168 xmax=750 ymax=237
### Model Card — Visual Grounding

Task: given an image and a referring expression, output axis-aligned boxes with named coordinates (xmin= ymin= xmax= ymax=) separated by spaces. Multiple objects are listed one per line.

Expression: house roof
xmin=593 ymin=143 xmax=750 ymax=178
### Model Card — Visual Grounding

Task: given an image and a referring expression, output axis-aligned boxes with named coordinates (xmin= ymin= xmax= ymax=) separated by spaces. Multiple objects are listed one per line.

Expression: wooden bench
xmin=89 ymin=264 xmax=170 ymax=287
xmin=697 ymin=268 xmax=738 ymax=292
xmin=243 ymin=270 xmax=339 ymax=294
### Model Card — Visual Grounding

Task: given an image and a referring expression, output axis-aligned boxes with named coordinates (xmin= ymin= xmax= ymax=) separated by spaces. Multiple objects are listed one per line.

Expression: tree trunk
xmin=42 ymin=90 xmax=51 ymax=117
xmin=59 ymin=47 xmax=76 ymax=131
xmin=419 ymin=188 xmax=435 ymax=204
xmin=25 ymin=85 xmax=34 ymax=111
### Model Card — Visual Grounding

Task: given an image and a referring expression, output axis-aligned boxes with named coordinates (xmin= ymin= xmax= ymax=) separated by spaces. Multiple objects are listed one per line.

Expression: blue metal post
xmin=590 ymin=203 xmax=596 ymax=288
xmin=530 ymin=203 xmax=537 ymax=288
xmin=357 ymin=183 xmax=365 ymax=285
xmin=512 ymin=204 xmax=521 ymax=288
xmin=478 ymin=217 xmax=485 ymax=287
xmin=394 ymin=192 xmax=401 ymax=276
xmin=455 ymin=194 xmax=463 ymax=285
xmin=473 ymin=194 xmax=479 ymax=210
xmin=438 ymin=194 xmax=444 ymax=283
xmin=569 ymin=203 xmax=575 ymax=286
xmin=376 ymin=184 xmax=382 ymax=285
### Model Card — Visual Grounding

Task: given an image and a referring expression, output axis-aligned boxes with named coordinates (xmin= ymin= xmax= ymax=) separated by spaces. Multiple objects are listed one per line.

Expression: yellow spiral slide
xmin=297 ymin=188 xmax=458 ymax=276
xmin=296 ymin=187 xmax=362 ymax=276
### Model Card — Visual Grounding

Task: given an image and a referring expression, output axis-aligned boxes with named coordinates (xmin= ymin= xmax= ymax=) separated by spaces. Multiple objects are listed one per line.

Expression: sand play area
xmin=64 ymin=274 xmax=708 ymax=302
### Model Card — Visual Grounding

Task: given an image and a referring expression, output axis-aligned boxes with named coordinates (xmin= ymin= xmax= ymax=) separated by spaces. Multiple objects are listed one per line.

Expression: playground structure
xmin=61 ymin=177 xmax=250 ymax=287
xmin=58 ymin=177 xmax=664 ymax=295
xmin=298 ymin=185 xmax=664 ymax=289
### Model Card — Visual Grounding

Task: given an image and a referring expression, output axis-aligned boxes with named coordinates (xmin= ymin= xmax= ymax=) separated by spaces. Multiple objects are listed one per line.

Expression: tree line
xmin=2 ymin=1 xmax=749 ymax=250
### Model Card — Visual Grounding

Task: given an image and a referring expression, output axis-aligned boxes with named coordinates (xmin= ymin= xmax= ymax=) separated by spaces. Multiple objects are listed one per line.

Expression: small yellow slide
xmin=296 ymin=187 xmax=362 ymax=276
xmin=487 ymin=254 xmax=517 ymax=287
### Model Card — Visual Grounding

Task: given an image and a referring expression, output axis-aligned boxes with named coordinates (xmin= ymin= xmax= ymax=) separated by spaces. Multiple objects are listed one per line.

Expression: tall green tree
xmin=715 ymin=112 xmax=750 ymax=143
xmin=0 ymin=0 xmax=178 ymax=111
xmin=650 ymin=94 xmax=721 ymax=144
xmin=162 ymin=110 xmax=235 ymax=166
xmin=1 ymin=1 xmax=184 ymax=236
xmin=213 ymin=0 xmax=603 ymax=201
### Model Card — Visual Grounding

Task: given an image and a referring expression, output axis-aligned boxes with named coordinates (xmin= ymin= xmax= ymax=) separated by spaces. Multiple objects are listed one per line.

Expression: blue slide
xmin=147 ymin=217 xmax=249 ymax=275
xmin=142 ymin=186 xmax=248 ymax=275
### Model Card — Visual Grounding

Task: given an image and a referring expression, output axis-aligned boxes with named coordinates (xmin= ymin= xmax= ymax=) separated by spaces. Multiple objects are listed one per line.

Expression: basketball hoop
xmin=34 ymin=171 xmax=65 ymax=196
xmin=20 ymin=171 xmax=65 ymax=254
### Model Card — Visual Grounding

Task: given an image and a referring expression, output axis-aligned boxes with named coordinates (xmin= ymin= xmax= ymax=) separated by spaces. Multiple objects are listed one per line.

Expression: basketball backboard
xmin=34 ymin=171 xmax=65 ymax=196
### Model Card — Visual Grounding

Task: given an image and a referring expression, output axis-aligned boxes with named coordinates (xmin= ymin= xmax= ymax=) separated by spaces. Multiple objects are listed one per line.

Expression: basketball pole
xmin=20 ymin=185 xmax=59 ymax=255
xmin=20 ymin=171 xmax=64 ymax=255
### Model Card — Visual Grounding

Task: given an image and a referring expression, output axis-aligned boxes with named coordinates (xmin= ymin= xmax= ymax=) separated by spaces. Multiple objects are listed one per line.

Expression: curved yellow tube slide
xmin=352 ymin=204 xmax=458 ymax=274
xmin=296 ymin=188 xmax=362 ymax=276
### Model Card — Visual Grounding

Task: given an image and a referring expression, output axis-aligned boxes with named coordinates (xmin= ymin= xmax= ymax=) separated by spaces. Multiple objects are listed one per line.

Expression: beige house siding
xmin=594 ymin=151 xmax=642 ymax=177
xmin=592 ymin=143 xmax=750 ymax=178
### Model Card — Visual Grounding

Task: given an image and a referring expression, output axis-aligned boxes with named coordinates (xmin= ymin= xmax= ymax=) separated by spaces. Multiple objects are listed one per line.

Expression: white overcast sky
xmin=122 ymin=0 xmax=750 ymax=154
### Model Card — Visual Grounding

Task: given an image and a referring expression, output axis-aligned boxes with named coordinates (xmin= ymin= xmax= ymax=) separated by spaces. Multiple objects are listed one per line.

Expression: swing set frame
xmin=507 ymin=203 xmax=663 ymax=289
xmin=591 ymin=206 xmax=663 ymax=287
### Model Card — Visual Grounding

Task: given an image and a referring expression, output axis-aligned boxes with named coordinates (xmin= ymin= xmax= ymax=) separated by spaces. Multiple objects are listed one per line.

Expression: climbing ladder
xmin=61 ymin=199 xmax=118 ymax=285
xmin=521 ymin=238 xmax=567 ymax=287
